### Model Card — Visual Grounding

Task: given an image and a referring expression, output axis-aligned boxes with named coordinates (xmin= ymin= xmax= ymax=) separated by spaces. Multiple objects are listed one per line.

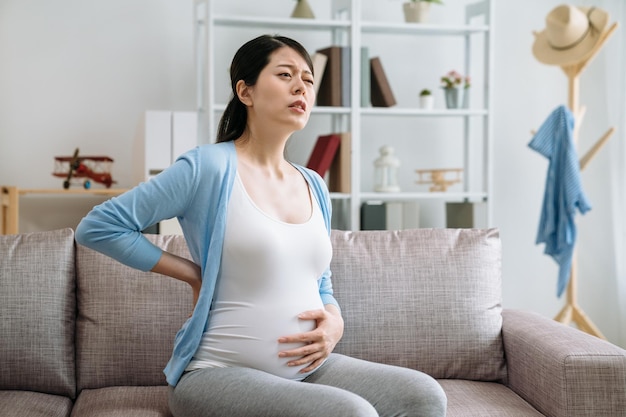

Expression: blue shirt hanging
xmin=528 ymin=105 xmax=591 ymax=297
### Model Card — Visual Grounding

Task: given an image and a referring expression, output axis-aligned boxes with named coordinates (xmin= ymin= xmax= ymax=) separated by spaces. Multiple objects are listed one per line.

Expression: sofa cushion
xmin=437 ymin=380 xmax=544 ymax=416
xmin=71 ymin=386 xmax=171 ymax=417
xmin=75 ymin=234 xmax=191 ymax=390
xmin=0 ymin=229 xmax=76 ymax=398
xmin=331 ymin=228 xmax=506 ymax=382
xmin=0 ymin=390 xmax=73 ymax=417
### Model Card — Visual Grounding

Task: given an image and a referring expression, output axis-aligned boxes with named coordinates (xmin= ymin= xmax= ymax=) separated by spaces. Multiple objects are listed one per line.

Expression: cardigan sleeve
xmin=75 ymin=148 xmax=201 ymax=272
xmin=293 ymin=164 xmax=340 ymax=310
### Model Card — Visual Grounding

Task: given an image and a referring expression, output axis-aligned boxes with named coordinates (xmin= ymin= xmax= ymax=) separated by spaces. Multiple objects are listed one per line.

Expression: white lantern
xmin=374 ymin=145 xmax=400 ymax=192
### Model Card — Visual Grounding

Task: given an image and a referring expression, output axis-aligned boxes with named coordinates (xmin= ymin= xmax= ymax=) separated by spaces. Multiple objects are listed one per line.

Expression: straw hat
xmin=532 ymin=4 xmax=609 ymax=66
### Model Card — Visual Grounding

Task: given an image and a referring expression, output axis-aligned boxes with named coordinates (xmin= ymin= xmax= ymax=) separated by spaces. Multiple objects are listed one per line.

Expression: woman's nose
xmin=293 ymin=79 xmax=306 ymax=95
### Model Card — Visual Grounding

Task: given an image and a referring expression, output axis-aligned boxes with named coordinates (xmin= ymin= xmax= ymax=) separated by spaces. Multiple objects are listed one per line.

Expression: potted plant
xmin=440 ymin=70 xmax=469 ymax=109
xmin=419 ymin=89 xmax=434 ymax=110
xmin=403 ymin=0 xmax=443 ymax=23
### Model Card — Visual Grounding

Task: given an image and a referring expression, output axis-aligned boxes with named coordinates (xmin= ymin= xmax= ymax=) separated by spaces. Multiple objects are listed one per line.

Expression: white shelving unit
xmin=194 ymin=0 xmax=494 ymax=231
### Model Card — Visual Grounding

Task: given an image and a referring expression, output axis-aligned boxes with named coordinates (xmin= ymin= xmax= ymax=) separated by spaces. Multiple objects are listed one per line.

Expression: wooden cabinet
xmin=0 ymin=187 xmax=127 ymax=235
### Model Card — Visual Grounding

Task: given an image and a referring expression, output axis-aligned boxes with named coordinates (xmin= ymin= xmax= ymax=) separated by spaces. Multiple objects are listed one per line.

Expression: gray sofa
xmin=1 ymin=227 xmax=625 ymax=417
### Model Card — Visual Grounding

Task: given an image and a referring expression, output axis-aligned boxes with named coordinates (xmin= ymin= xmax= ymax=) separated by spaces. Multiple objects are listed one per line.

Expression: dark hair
xmin=216 ymin=34 xmax=314 ymax=143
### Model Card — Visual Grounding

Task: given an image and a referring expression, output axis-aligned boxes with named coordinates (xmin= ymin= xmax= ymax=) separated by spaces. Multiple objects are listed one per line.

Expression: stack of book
xmin=306 ymin=132 xmax=351 ymax=193
xmin=314 ymin=46 xmax=396 ymax=108
xmin=361 ymin=201 xmax=420 ymax=230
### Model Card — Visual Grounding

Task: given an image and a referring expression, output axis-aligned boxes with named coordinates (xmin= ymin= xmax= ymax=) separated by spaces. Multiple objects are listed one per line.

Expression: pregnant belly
xmin=190 ymin=299 xmax=323 ymax=380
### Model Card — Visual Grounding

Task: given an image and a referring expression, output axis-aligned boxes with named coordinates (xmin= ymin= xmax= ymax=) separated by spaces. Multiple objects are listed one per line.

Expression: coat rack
xmin=543 ymin=21 xmax=618 ymax=339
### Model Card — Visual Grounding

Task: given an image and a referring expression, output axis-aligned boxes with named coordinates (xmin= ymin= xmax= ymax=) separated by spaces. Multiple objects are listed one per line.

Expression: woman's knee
xmin=398 ymin=373 xmax=447 ymax=417
xmin=315 ymin=389 xmax=379 ymax=417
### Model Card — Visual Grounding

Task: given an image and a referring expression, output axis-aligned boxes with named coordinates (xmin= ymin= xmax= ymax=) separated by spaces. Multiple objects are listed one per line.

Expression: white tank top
xmin=186 ymin=171 xmax=332 ymax=380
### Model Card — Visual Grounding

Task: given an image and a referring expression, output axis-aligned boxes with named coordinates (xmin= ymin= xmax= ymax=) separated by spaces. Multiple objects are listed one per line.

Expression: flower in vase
xmin=441 ymin=70 xmax=470 ymax=90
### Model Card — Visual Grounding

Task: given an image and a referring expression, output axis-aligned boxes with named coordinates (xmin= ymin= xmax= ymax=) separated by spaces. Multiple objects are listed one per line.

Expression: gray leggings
xmin=169 ymin=353 xmax=447 ymax=417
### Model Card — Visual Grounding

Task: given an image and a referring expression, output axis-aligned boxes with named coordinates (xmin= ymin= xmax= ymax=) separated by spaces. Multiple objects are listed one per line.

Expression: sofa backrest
xmin=74 ymin=228 xmax=506 ymax=388
xmin=75 ymin=234 xmax=191 ymax=391
xmin=331 ymin=228 xmax=507 ymax=382
xmin=0 ymin=228 xmax=77 ymax=398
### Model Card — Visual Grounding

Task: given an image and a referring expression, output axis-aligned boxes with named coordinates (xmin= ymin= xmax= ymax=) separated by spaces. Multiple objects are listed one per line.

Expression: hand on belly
xmin=197 ymin=302 xmax=322 ymax=380
xmin=277 ymin=308 xmax=337 ymax=376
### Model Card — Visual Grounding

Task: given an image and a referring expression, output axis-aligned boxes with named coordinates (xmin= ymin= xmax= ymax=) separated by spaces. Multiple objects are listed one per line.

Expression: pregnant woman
xmin=75 ymin=34 xmax=446 ymax=417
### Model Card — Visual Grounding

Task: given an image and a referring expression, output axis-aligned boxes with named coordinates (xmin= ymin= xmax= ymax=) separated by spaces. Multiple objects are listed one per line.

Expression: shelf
xmin=211 ymin=15 xmax=488 ymax=36
xmin=361 ymin=21 xmax=489 ymax=36
xmin=360 ymin=108 xmax=488 ymax=117
xmin=197 ymin=0 xmax=494 ymax=230
xmin=330 ymin=192 xmax=487 ymax=202
xmin=1 ymin=186 xmax=128 ymax=235
xmin=359 ymin=192 xmax=487 ymax=202
xmin=212 ymin=15 xmax=351 ymax=31
xmin=15 ymin=188 xmax=128 ymax=196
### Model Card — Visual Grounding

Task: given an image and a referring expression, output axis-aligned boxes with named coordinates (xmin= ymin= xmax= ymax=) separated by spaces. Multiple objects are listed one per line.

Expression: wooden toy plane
xmin=52 ymin=148 xmax=116 ymax=189
xmin=415 ymin=168 xmax=462 ymax=192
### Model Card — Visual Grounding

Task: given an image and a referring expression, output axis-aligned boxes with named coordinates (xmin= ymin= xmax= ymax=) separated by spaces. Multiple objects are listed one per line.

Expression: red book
xmin=306 ymin=134 xmax=341 ymax=177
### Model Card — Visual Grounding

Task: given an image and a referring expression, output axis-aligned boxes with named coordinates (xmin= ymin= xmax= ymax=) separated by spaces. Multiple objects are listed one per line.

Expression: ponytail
xmin=216 ymin=96 xmax=247 ymax=143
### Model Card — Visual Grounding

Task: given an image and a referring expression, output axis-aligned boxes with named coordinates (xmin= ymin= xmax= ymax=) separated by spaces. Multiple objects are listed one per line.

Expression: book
xmin=331 ymin=198 xmax=350 ymax=230
xmin=341 ymin=47 xmax=351 ymax=107
xmin=306 ymin=134 xmax=341 ymax=178
xmin=360 ymin=47 xmax=370 ymax=107
xmin=311 ymin=52 xmax=328 ymax=95
xmin=362 ymin=201 xmax=420 ymax=231
xmin=315 ymin=46 xmax=342 ymax=107
xmin=370 ymin=57 xmax=396 ymax=107
xmin=446 ymin=202 xmax=487 ymax=228
xmin=386 ymin=202 xmax=420 ymax=230
xmin=401 ymin=202 xmax=420 ymax=229
xmin=385 ymin=202 xmax=404 ymax=231
xmin=361 ymin=201 xmax=386 ymax=230
xmin=329 ymin=132 xmax=351 ymax=193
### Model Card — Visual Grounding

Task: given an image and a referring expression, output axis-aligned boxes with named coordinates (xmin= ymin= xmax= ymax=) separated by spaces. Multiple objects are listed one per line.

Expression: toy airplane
xmin=52 ymin=148 xmax=116 ymax=189
xmin=415 ymin=168 xmax=463 ymax=192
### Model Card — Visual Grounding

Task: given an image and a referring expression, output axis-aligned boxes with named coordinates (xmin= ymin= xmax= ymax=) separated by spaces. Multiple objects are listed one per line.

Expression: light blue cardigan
xmin=75 ymin=141 xmax=339 ymax=386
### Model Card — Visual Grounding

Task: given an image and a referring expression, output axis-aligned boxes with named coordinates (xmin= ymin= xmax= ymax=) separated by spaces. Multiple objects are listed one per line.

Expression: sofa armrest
xmin=502 ymin=309 xmax=626 ymax=417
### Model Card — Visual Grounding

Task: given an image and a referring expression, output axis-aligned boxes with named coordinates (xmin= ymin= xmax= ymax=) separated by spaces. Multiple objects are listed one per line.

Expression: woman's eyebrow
xmin=275 ymin=63 xmax=313 ymax=76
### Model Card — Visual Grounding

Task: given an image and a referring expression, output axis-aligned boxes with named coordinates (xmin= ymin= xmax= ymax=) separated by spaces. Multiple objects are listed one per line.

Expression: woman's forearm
xmin=151 ymin=251 xmax=202 ymax=308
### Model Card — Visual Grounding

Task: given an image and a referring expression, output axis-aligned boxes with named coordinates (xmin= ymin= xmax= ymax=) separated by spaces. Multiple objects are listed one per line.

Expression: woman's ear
xmin=236 ymin=80 xmax=252 ymax=107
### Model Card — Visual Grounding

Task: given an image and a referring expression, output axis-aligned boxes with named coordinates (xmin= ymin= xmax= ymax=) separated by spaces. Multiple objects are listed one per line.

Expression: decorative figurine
xmin=415 ymin=168 xmax=462 ymax=192
xmin=291 ymin=0 xmax=315 ymax=18
xmin=374 ymin=145 xmax=401 ymax=192
xmin=52 ymin=148 xmax=116 ymax=189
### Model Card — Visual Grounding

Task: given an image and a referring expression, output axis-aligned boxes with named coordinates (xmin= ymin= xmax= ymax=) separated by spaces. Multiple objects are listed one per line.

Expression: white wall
xmin=0 ymin=0 xmax=196 ymax=230
xmin=492 ymin=0 xmax=622 ymax=347
xmin=0 ymin=0 xmax=623 ymax=347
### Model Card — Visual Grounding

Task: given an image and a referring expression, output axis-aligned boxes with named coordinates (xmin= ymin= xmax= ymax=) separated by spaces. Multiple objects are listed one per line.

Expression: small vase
xmin=419 ymin=95 xmax=434 ymax=110
xmin=403 ymin=2 xmax=430 ymax=23
xmin=291 ymin=0 xmax=315 ymax=19
xmin=444 ymin=87 xmax=460 ymax=109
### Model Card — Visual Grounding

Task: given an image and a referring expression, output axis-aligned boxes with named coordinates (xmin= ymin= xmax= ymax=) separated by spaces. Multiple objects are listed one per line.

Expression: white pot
xmin=419 ymin=95 xmax=434 ymax=110
xmin=403 ymin=2 xmax=431 ymax=23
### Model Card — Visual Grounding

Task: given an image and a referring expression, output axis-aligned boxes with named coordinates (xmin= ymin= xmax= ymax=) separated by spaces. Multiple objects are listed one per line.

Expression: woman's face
xmin=241 ymin=46 xmax=315 ymax=132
